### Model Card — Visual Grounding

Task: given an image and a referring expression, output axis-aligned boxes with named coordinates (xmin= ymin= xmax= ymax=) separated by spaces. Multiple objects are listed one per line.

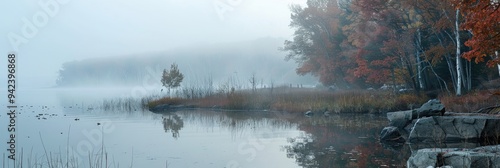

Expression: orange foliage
xmin=452 ymin=1 xmax=500 ymax=67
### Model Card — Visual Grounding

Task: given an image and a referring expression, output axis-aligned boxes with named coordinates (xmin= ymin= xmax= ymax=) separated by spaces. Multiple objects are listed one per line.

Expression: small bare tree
xmin=249 ymin=73 xmax=257 ymax=92
xmin=161 ymin=63 xmax=184 ymax=96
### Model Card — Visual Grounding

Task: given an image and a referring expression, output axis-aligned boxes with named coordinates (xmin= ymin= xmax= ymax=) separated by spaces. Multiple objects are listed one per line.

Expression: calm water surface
xmin=1 ymin=88 xmax=409 ymax=167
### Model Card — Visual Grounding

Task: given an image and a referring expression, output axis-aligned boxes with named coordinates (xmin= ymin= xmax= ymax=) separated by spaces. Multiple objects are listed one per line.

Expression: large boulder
xmin=381 ymin=99 xmax=500 ymax=145
xmin=387 ymin=110 xmax=414 ymax=129
xmin=382 ymin=99 xmax=447 ymax=143
xmin=407 ymin=117 xmax=445 ymax=143
xmin=414 ymin=99 xmax=445 ymax=117
xmin=386 ymin=99 xmax=445 ymax=130
xmin=407 ymin=145 xmax=500 ymax=168
xmin=407 ymin=116 xmax=500 ymax=143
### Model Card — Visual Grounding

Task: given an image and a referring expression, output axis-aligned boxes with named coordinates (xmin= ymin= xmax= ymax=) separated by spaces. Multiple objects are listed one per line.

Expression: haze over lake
xmin=4 ymin=0 xmax=497 ymax=167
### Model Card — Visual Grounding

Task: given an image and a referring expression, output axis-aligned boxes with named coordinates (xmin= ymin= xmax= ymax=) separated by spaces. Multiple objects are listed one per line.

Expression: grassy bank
xmin=147 ymin=87 xmax=429 ymax=113
xmin=440 ymin=89 xmax=500 ymax=113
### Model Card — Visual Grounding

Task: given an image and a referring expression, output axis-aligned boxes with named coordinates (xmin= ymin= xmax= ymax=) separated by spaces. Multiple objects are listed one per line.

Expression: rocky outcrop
xmin=381 ymin=99 xmax=447 ymax=143
xmin=407 ymin=116 xmax=500 ymax=143
xmin=381 ymin=99 xmax=500 ymax=144
xmin=386 ymin=99 xmax=445 ymax=129
xmin=381 ymin=99 xmax=500 ymax=167
xmin=407 ymin=145 xmax=500 ymax=168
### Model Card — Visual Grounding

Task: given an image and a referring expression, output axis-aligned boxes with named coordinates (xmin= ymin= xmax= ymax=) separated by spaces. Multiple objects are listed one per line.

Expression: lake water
xmin=1 ymin=88 xmax=410 ymax=167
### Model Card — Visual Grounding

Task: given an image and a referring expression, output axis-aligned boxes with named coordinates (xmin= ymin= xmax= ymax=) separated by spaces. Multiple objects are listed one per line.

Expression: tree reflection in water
xmin=157 ymin=111 xmax=411 ymax=167
xmin=283 ymin=114 xmax=410 ymax=168
xmin=162 ymin=114 xmax=184 ymax=139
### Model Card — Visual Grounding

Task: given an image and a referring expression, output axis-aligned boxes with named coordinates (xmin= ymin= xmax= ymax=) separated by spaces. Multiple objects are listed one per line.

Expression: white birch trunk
xmin=496 ymin=51 xmax=500 ymax=77
xmin=416 ymin=29 xmax=424 ymax=90
xmin=455 ymin=9 xmax=463 ymax=96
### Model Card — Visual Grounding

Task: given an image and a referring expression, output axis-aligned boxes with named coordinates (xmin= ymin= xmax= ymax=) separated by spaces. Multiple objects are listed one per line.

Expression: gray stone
xmin=442 ymin=152 xmax=471 ymax=168
xmin=435 ymin=117 xmax=462 ymax=142
xmin=470 ymin=154 xmax=490 ymax=168
xmin=381 ymin=99 xmax=500 ymax=145
xmin=405 ymin=116 xmax=500 ymax=144
xmin=407 ymin=148 xmax=439 ymax=168
xmin=408 ymin=117 xmax=446 ymax=143
xmin=380 ymin=126 xmax=405 ymax=142
xmin=415 ymin=99 xmax=445 ymax=118
xmin=387 ymin=110 xmax=414 ymax=128
xmin=462 ymin=117 xmax=476 ymax=124
xmin=407 ymin=116 xmax=500 ymax=143
xmin=454 ymin=117 xmax=485 ymax=141
xmin=408 ymin=145 xmax=500 ymax=168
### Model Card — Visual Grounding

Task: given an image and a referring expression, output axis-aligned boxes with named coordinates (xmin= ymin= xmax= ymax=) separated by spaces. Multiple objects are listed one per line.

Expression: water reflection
xmin=157 ymin=111 xmax=413 ymax=167
xmin=16 ymin=89 xmax=416 ymax=167
xmin=284 ymin=114 xmax=410 ymax=168
xmin=162 ymin=114 xmax=184 ymax=139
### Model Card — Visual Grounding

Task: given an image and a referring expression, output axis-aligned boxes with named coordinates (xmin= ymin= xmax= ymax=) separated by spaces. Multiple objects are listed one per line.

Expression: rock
xmin=305 ymin=111 xmax=313 ymax=116
xmin=383 ymin=114 xmax=500 ymax=144
xmin=406 ymin=148 xmax=439 ymax=168
xmin=382 ymin=99 xmax=500 ymax=146
xmin=380 ymin=126 xmax=405 ymax=143
xmin=407 ymin=145 xmax=500 ymax=168
xmin=407 ymin=117 xmax=445 ymax=143
xmin=407 ymin=116 xmax=498 ymax=143
xmin=386 ymin=99 xmax=445 ymax=130
xmin=414 ymin=99 xmax=445 ymax=118
xmin=387 ymin=110 xmax=414 ymax=129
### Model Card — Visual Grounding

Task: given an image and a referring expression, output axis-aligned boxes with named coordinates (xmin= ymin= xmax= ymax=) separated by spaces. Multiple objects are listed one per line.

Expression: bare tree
xmin=249 ymin=73 xmax=257 ymax=92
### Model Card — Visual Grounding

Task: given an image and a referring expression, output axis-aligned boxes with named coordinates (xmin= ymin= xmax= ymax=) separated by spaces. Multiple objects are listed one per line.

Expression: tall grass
xmin=148 ymin=86 xmax=429 ymax=113
xmin=100 ymin=94 xmax=163 ymax=112
xmin=440 ymin=88 xmax=500 ymax=113
xmin=4 ymin=130 xmax=129 ymax=168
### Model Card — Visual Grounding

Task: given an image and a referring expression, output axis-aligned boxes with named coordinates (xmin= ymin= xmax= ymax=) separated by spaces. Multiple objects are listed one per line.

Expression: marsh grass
xmin=148 ymin=86 xmax=428 ymax=113
xmin=440 ymin=88 xmax=500 ymax=113
xmin=101 ymin=96 xmax=161 ymax=112
xmin=4 ymin=128 xmax=136 ymax=168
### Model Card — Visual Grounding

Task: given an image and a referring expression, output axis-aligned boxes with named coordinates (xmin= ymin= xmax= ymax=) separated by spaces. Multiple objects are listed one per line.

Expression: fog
xmin=0 ymin=0 xmax=308 ymax=89
xmin=56 ymin=37 xmax=317 ymax=88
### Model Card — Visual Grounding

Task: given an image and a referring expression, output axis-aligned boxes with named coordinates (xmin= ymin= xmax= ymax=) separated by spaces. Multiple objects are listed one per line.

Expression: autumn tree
xmin=284 ymin=0 xmax=497 ymax=92
xmin=161 ymin=63 xmax=184 ymax=96
xmin=346 ymin=0 xmax=420 ymax=89
xmin=283 ymin=0 xmax=347 ymax=87
xmin=349 ymin=0 xmax=475 ymax=94
xmin=404 ymin=0 xmax=472 ymax=95
xmin=452 ymin=0 xmax=500 ymax=75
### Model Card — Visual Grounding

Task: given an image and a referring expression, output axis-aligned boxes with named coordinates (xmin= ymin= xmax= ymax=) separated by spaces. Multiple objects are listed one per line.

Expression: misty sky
xmin=0 ymin=0 xmax=306 ymax=88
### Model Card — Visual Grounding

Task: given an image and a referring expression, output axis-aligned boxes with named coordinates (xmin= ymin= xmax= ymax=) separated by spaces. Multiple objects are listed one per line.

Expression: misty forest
xmin=5 ymin=0 xmax=500 ymax=167
xmin=57 ymin=0 xmax=500 ymax=113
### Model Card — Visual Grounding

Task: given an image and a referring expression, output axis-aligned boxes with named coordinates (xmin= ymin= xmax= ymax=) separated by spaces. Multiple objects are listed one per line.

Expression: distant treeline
xmin=56 ymin=37 xmax=315 ymax=87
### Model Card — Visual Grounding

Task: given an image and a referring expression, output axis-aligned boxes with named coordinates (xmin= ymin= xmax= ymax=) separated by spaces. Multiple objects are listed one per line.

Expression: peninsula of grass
xmin=146 ymin=87 xmax=431 ymax=113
